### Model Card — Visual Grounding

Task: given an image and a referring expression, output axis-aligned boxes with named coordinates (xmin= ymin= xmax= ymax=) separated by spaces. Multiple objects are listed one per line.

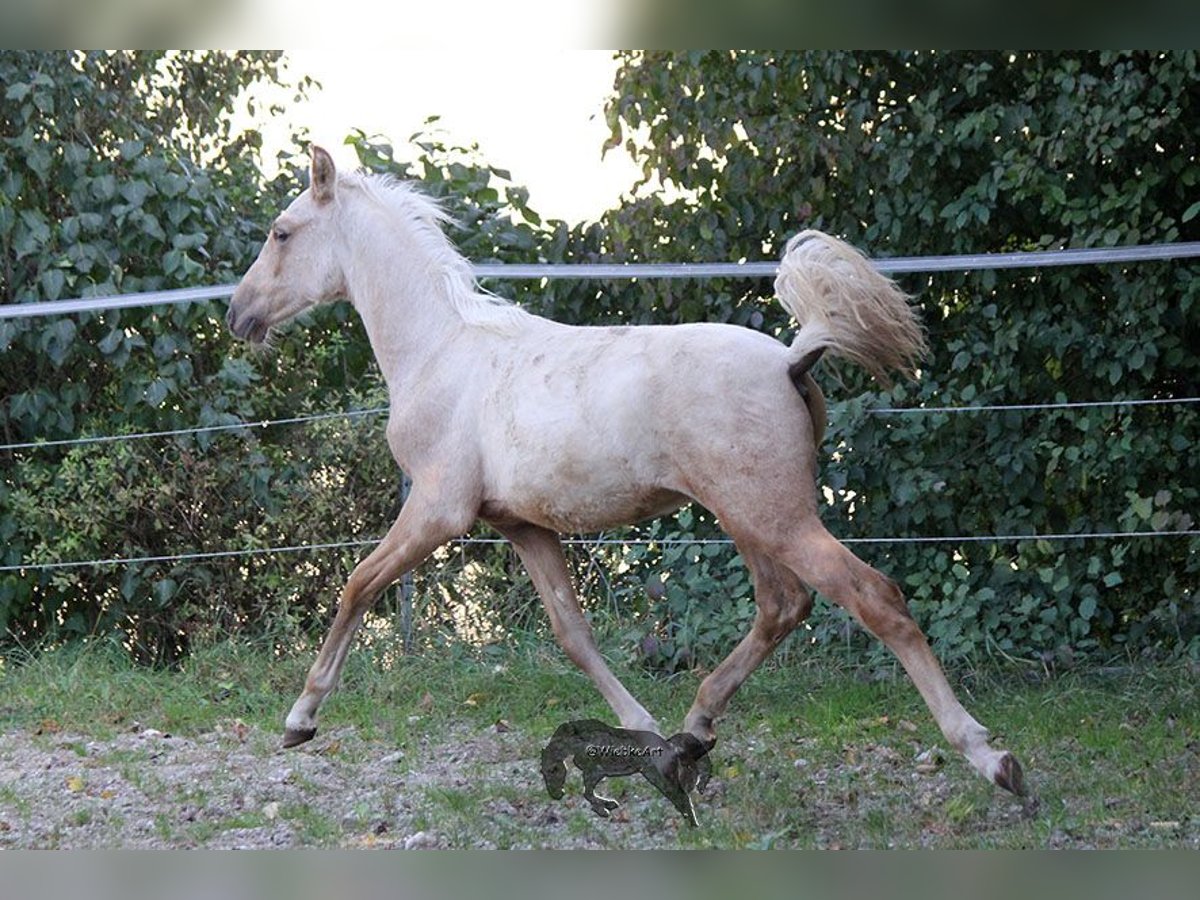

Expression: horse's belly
xmin=481 ymin=483 xmax=688 ymax=534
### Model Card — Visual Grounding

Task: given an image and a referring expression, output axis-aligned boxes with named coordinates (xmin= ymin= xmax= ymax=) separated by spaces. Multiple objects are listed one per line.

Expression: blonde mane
xmin=341 ymin=172 xmax=529 ymax=333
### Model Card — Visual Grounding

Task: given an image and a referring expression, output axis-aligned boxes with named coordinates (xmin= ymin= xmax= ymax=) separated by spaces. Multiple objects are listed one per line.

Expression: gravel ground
xmin=0 ymin=717 xmax=709 ymax=849
xmin=3 ymin=712 xmax=1183 ymax=849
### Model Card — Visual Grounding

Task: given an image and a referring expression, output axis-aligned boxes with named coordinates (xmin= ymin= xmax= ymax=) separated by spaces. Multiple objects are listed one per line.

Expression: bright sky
xmin=244 ymin=50 xmax=640 ymax=224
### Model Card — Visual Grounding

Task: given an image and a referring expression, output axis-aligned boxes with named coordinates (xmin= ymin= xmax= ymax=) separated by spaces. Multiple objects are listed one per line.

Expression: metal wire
xmin=473 ymin=241 xmax=1200 ymax=280
xmin=869 ymin=397 xmax=1200 ymax=415
xmin=1 ymin=529 xmax=1196 ymax=573
xmin=2 ymin=240 xmax=1198 ymax=320
xmin=3 ymin=397 xmax=1196 ymax=455
xmin=0 ymin=407 xmax=389 ymax=452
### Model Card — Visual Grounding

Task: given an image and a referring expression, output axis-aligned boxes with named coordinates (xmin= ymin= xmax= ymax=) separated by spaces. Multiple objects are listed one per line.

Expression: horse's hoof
xmin=993 ymin=751 xmax=1026 ymax=797
xmin=282 ymin=726 xmax=317 ymax=749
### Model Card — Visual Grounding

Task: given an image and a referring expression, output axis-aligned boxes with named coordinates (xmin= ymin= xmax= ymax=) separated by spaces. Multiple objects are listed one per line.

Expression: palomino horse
xmin=227 ymin=148 xmax=1026 ymax=801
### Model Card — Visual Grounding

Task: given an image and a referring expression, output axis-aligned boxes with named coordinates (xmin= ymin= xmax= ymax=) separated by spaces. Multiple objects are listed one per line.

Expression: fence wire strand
xmin=2 ymin=239 xmax=1198 ymax=320
xmin=0 ymin=407 xmax=390 ymax=452
xmin=3 ymin=397 xmax=1197 ymax=455
xmin=2 ymin=529 xmax=1197 ymax=574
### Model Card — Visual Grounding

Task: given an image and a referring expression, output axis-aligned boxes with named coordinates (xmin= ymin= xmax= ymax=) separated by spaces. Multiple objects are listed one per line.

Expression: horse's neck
xmin=341 ymin=220 xmax=464 ymax=394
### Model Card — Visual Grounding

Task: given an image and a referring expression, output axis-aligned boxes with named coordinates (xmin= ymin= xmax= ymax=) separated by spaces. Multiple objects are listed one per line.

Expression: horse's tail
xmin=773 ymin=230 xmax=927 ymax=387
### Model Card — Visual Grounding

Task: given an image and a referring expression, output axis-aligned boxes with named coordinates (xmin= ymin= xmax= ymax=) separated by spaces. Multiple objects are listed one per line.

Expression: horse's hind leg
xmin=682 ymin=549 xmax=813 ymax=746
xmin=497 ymin=522 xmax=659 ymax=734
xmin=779 ymin=518 xmax=1026 ymax=796
xmin=283 ymin=488 xmax=464 ymax=747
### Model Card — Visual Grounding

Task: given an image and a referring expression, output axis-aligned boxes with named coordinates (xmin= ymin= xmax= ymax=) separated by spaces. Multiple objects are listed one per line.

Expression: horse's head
xmin=227 ymin=147 xmax=347 ymax=344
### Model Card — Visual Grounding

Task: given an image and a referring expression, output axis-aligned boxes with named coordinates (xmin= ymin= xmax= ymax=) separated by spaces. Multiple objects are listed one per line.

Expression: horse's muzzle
xmin=226 ymin=304 xmax=268 ymax=344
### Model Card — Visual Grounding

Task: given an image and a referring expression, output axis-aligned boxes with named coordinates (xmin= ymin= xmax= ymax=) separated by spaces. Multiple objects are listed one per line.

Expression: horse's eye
xmin=274 ymin=228 xmax=290 ymax=244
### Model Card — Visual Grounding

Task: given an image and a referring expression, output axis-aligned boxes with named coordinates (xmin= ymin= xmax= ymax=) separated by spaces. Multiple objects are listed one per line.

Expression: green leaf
xmin=98 ymin=328 xmax=123 ymax=355
xmin=145 ymin=378 xmax=170 ymax=407
xmin=119 ymin=139 xmax=145 ymax=160
xmin=153 ymin=578 xmax=177 ymax=605
xmin=40 ymin=268 xmax=66 ymax=301
xmin=42 ymin=318 xmax=76 ymax=367
xmin=1129 ymin=494 xmax=1153 ymax=522
xmin=120 ymin=180 xmax=153 ymax=207
xmin=1078 ymin=596 xmax=1097 ymax=620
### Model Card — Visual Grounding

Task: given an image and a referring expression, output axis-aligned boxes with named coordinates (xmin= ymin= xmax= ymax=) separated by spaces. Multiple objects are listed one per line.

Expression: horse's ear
xmin=311 ymin=146 xmax=337 ymax=204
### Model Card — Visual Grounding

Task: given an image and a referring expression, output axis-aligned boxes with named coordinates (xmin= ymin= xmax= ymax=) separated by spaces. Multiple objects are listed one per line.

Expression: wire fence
xmin=2 ymin=241 xmax=1198 ymax=574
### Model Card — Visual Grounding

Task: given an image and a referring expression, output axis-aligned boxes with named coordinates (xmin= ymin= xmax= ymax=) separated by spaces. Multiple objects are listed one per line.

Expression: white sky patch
xmin=229 ymin=48 xmax=638 ymax=224
xmin=218 ymin=5 xmax=635 ymax=223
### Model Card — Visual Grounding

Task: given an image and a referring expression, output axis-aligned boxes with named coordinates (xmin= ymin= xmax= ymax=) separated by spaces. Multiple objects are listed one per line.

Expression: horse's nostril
xmin=226 ymin=306 xmax=265 ymax=342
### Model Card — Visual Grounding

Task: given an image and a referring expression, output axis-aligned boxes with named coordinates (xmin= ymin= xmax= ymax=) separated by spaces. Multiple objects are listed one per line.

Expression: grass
xmin=1 ymin=636 xmax=1197 ymax=848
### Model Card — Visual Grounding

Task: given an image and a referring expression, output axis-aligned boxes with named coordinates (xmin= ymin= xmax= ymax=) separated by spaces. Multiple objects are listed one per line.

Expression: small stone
xmin=403 ymin=830 xmax=436 ymax=849
xmin=914 ymin=746 xmax=944 ymax=774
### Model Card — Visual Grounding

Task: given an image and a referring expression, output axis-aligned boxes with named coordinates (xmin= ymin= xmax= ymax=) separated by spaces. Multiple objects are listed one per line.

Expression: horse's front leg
xmin=496 ymin=522 xmax=660 ymax=734
xmin=283 ymin=488 xmax=466 ymax=748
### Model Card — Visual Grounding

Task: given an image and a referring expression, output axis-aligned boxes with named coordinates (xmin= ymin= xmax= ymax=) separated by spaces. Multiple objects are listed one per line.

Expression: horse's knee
xmin=343 ymin=551 xmax=400 ymax=608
